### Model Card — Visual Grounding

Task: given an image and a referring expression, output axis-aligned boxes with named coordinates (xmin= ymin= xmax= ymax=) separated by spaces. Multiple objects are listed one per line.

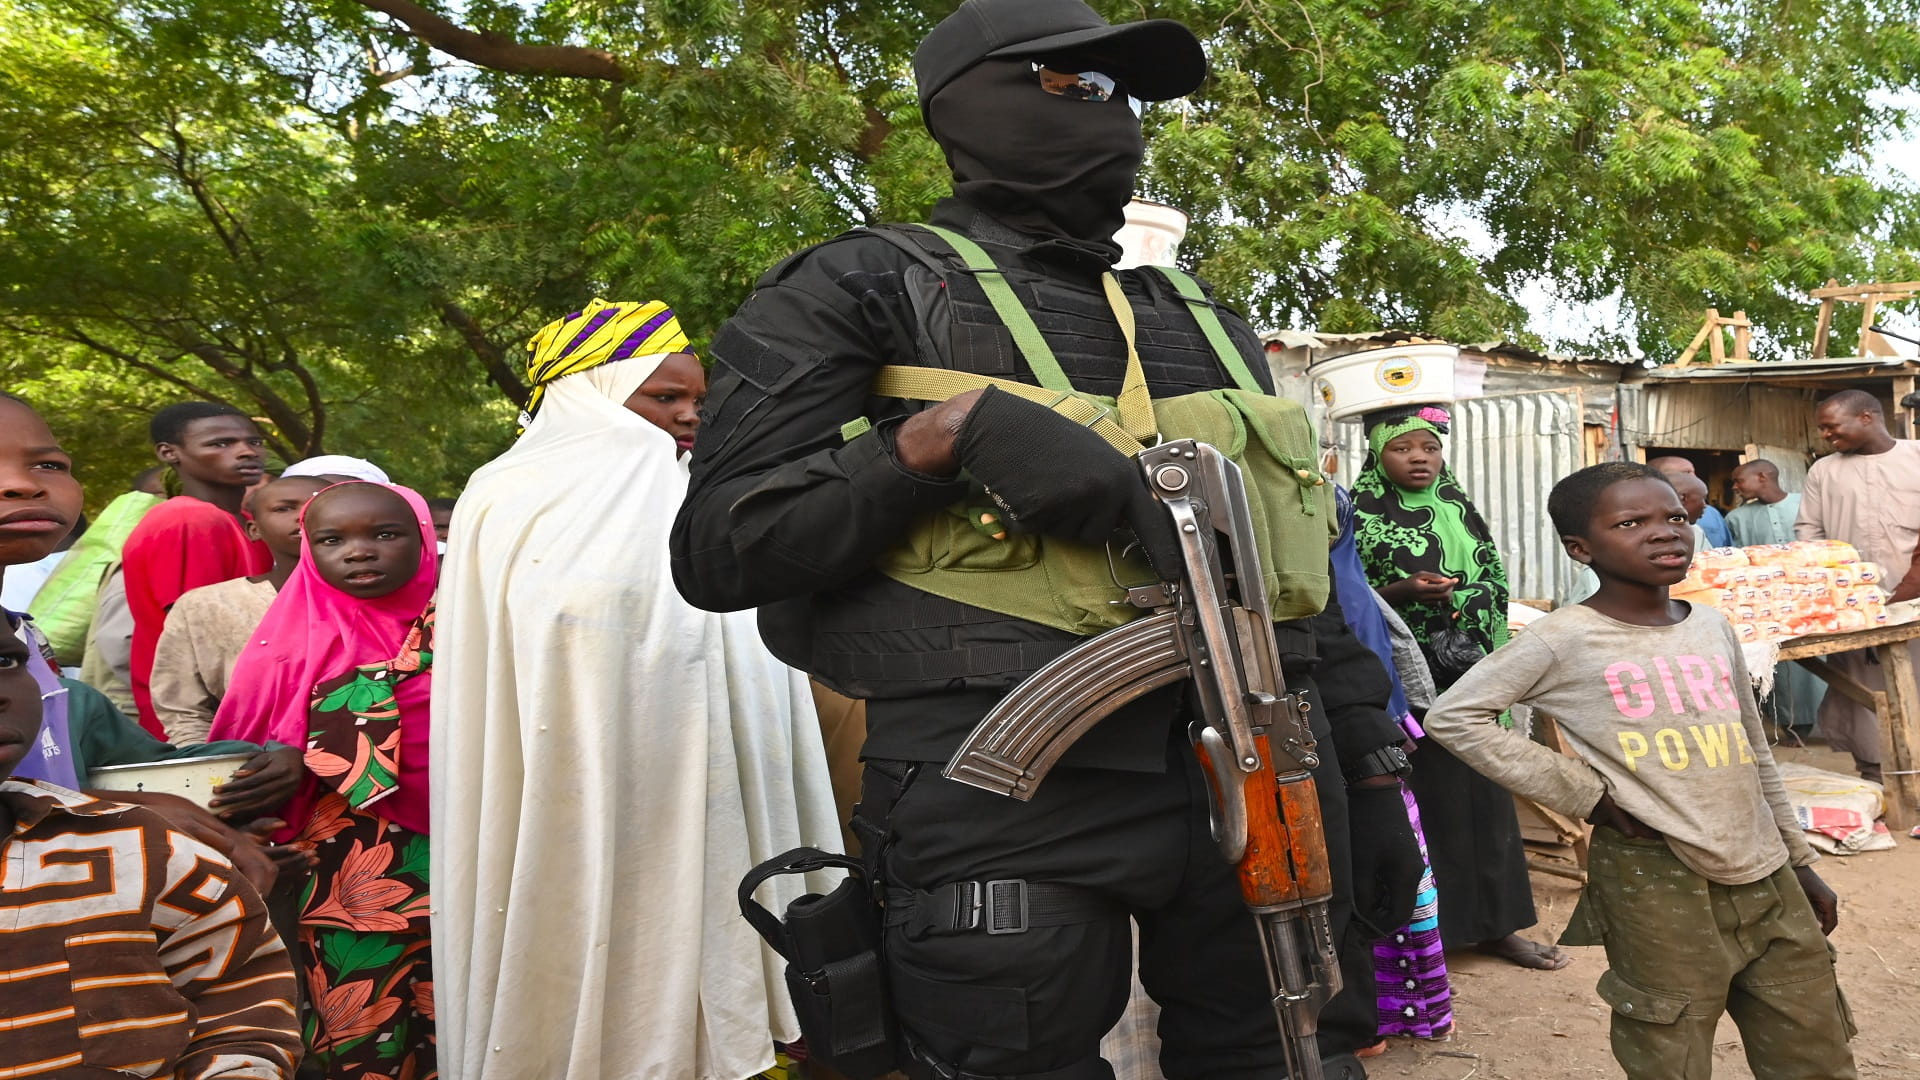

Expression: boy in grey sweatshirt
xmin=1423 ymin=462 xmax=1854 ymax=1080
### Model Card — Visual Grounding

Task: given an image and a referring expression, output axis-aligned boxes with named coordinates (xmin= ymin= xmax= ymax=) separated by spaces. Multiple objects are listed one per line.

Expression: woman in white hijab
xmin=431 ymin=300 xmax=841 ymax=1080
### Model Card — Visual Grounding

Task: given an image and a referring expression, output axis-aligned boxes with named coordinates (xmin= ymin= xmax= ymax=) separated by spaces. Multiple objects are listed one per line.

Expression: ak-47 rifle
xmin=944 ymin=439 xmax=1339 ymax=1080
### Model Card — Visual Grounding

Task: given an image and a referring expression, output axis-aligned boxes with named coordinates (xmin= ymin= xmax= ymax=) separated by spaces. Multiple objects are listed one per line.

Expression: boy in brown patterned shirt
xmin=0 ymin=619 xmax=302 ymax=1078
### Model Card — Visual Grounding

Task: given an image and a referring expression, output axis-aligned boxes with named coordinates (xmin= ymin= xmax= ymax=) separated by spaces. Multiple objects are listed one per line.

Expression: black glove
xmin=955 ymin=386 xmax=1182 ymax=575
xmin=1345 ymin=782 xmax=1422 ymax=937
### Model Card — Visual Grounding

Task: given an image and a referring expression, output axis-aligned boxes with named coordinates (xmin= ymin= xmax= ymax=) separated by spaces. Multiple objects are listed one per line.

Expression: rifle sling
xmin=870 ymin=367 xmax=1141 ymax=457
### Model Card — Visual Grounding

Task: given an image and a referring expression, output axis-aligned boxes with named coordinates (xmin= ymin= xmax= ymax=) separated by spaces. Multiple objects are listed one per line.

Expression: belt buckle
xmin=982 ymin=879 xmax=1029 ymax=935
xmin=950 ymin=880 xmax=982 ymax=933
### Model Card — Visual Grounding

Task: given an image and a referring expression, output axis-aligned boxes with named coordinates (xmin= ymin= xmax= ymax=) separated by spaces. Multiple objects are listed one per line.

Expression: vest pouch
xmin=883 ymin=495 xmax=1045 ymax=575
xmin=1152 ymin=389 xmax=1336 ymax=622
xmin=874 ymin=384 xmax=1333 ymax=635
xmin=876 ymin=505 xmax=1151 ymax=636
xmin=739 ymin=848 xmax=901 ymax=1080
xmin=875 ymin=386 xmax=1157 ymax=638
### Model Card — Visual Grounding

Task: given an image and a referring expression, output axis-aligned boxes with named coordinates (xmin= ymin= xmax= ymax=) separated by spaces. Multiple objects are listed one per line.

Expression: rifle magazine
xmin=943 ymin=611 xmax=1190 ymax=799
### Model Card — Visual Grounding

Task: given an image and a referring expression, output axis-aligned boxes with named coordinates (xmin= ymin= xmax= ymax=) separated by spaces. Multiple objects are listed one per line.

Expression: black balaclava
xmin=926 ymin=57 xmax=1143 ymax=262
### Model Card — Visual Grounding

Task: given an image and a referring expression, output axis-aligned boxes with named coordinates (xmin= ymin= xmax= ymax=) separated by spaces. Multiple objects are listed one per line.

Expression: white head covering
xmin=284 ymin=454 xmax=390 ymax=484
xmin=430 ymin=350 xmax=839 ymax=1079
xmin=522 ymin=350 xmax=674 ymax=451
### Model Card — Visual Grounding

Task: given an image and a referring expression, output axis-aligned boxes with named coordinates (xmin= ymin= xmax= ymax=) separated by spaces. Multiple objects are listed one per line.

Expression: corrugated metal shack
xmin=1261 ymin=333 xmax=1920 ymax=606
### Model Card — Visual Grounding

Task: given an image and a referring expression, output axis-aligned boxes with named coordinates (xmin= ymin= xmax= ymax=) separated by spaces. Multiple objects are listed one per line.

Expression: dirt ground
xmin=1378 ymin=742 xmax=1920 ymax=1080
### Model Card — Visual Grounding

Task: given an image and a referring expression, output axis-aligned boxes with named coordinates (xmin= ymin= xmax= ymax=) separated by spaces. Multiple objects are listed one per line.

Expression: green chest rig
xmin=866 ymin=224 xmax=1334 ymax=636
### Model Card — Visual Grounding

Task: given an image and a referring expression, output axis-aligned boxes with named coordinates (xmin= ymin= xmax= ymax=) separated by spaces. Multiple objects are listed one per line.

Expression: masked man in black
xmin=671 ymin=2 xmax=1424 ymax=1076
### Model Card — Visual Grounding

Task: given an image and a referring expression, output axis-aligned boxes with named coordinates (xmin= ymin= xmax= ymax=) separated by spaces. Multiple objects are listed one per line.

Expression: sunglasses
xmin=1032 ymin=62 xmax=1143 ymax=118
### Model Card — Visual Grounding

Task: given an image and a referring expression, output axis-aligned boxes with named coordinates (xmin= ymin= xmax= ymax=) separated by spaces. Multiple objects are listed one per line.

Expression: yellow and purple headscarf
xmin=520 ymin=299 xmax=688 ymax=431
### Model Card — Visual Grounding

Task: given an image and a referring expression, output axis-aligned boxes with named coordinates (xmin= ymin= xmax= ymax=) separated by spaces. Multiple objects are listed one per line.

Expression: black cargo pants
xmin=857 ymin=685 xmax=1361 ymax=1079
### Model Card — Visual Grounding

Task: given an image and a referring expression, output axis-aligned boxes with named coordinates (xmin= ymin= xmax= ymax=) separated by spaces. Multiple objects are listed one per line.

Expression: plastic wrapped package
xmin=1837 ymin=585 xmax=1882 ymax=610
xmin=1706 ymin=565 xmax=1754 ymax=588
xmin=1746 ymin=539 xmax=1860 ymax=568
xmin=1789 ymin=567 xmax=1837 ymax=588
xmin=1832 ymin=609 xmax=1873 ymax=632
xmin=1698 ymin=546 xmax=1751 ymax=569
xmin=1675 ymin=586 xmax=1734 ymax=608
xmin=1805 ymin=539 xmax=1862 ymax=565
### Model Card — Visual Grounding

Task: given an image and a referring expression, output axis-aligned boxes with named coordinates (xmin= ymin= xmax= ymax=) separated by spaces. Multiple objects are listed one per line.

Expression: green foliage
xmin=1144 ymin=0 xmax=1920 ymax=354
xmin=0 ymin=0 xmax=1916 ymax=489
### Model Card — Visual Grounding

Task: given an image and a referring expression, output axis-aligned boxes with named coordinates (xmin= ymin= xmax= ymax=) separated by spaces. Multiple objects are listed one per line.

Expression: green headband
xmin=1368 ymin=416 xmax=1442 ymax=456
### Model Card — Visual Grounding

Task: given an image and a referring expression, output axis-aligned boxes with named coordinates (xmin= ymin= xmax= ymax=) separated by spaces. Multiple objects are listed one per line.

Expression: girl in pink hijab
xmin=210 ymin=480 xmax=438 ymax=1079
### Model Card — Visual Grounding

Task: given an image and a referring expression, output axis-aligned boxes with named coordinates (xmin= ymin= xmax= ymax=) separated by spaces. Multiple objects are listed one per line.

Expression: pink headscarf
xmin=210 ymin=482 xmax=438 ymax=836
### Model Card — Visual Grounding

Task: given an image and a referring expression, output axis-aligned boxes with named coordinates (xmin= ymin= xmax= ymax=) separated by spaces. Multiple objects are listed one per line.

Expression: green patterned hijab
xmin=1350 ymin=406 xmax=1509 ymax=686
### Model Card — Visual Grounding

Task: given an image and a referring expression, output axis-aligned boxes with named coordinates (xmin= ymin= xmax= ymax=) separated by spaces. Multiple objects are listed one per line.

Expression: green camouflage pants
xmin=1560 ymin=831 xmax=1856 ymax=1080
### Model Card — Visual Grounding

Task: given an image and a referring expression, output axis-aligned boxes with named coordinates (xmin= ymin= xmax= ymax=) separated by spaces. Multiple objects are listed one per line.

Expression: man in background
xmin=1795 ymin=390 xmax=1920 ymax=782
xmin=1728 ymin=459 xmax=1801 ymax=546
xmin=1649 ymin=454 xmax=1731 ymax=547
xmin=1669 ymin=472 xmax=1714 ymax=552
xmin=1728 ymin=459 xmax=1825 ymax=732
xmin=120 ymin=403 xmax=271 ymax=734
xmin=427 ymin=496 xmax=458 ymax=557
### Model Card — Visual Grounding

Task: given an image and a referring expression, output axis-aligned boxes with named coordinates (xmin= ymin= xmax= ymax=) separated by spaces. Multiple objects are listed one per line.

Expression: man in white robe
xmin=1794 ymin=390 xmax=1920 ymax=783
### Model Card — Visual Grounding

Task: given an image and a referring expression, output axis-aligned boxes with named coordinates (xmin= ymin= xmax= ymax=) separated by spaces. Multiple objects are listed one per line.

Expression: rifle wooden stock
xmin=1198 ymin=732 xmax=1333 ymax=913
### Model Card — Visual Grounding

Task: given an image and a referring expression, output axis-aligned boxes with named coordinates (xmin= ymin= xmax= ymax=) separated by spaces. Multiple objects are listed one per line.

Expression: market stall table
xmin=1770 ymin=618 xmax=1920 ymax=831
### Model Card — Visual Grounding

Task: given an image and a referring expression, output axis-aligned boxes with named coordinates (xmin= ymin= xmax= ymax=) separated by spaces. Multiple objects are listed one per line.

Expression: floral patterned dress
xmin=294 ymin=610 xmax=437 ymax=1079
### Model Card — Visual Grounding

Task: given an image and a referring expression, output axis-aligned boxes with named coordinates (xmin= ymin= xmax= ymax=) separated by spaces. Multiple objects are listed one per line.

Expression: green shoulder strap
xmin=1152 ymin=265 xmax=1265 ymax=394
xmin=918 ymin=224 xmax=1074 ymax=394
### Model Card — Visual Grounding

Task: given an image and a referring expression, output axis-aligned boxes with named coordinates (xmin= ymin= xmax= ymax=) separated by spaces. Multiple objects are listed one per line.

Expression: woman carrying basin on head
xmin=1351 ymin=404 xmax=1565 ymax=972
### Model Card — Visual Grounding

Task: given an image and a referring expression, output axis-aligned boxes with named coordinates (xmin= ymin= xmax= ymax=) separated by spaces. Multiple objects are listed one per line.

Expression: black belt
xmin=886 ymin=878 xmax=1113 ymax=939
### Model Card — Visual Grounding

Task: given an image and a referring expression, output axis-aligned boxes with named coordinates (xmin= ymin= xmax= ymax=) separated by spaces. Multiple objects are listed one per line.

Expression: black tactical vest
xmin=763 ymin=217 xmax=1317 ymax=706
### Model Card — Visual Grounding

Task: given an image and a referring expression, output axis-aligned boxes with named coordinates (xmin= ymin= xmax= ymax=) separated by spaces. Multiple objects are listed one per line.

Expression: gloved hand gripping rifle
xmin=944 ymin=439 xmax=1340 ymax=1080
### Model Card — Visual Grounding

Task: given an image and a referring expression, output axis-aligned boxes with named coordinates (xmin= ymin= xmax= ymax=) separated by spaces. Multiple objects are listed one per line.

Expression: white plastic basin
xmin=1309 ymin=343 xmax=1459 ymax=422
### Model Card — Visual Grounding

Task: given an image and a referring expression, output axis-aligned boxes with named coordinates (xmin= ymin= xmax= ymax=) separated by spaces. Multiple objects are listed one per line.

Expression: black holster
xmin=739 ymin=847 xmax=901 ymax=1079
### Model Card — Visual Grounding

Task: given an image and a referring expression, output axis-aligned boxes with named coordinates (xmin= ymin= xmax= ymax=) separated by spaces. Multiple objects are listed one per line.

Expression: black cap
xmin=913 ymin=0 xmax=1206 ymax=109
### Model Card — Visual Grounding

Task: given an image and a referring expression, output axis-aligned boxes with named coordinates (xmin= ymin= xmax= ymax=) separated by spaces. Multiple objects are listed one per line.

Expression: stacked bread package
xmin=1674 ymin=540 xmax=1889 ymax=643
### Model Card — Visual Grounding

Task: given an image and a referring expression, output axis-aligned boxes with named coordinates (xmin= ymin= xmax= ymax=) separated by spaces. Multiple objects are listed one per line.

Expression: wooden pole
xmin=1860 ymin=298 xmax=1895 ymax=356
xmin=1897 ymin=374 xmax=1919 ymax=441
xmin=1808 ymin=280 xmax=1920 ymax=298
xmin=1731 ymin=310 xmax=1750 ymax=361
xmin=1881 ymin=640 xmax=1920 ymax=831
xmin=1674 ymin=316 xmax=1715 ymax=368
xmin=1813 ymin=279 xmax=1838 ymax=358
xmin=1707 ymin=307 xmax=1727 ymax=364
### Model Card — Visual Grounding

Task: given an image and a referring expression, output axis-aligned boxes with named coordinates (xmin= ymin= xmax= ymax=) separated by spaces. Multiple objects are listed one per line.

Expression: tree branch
xmin=350 ymin=0 xmax=626 ymax=81
xmin=167 ymin=337 xmax=317 ymax=454
xmin=348 ymin=0 xmax=894 ymax=158
xmin=856 ymin=103 xmax=892 ymax=160
xmin=439 ymin=299 xmax=529 ymax=405
xmin=50 ymin=328 xmax=226 ymax=402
